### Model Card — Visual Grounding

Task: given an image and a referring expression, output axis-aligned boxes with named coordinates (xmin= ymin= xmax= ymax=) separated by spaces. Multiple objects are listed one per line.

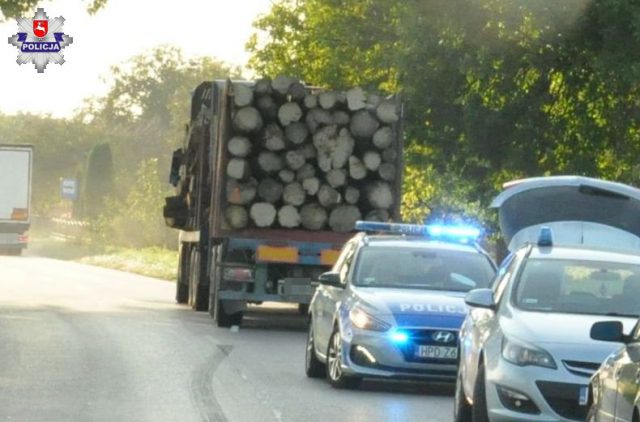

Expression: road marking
xmin=190 ymin=344 xmax=233 ymax=422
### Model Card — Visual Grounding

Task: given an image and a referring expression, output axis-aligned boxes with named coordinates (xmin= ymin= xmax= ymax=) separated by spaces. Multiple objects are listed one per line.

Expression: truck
xmin=0 ymin=145 xmax=33 ymax=255
xmin=163 ymin=78 xmax=403 ymax=326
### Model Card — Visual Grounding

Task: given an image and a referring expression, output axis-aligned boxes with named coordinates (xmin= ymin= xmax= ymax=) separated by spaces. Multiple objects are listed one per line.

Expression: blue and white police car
xmin=305 ymin=221 xmax=497 ymax=388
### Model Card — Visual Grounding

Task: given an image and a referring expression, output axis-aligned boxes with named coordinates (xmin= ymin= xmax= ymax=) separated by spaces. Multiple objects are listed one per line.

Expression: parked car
xmin=305 ymin=221 xmax=496 ymax=388
xmin=455 ymin=176 xmax=640 ymax=422
xmin=587 ymin=319 xmax=640 ymax=421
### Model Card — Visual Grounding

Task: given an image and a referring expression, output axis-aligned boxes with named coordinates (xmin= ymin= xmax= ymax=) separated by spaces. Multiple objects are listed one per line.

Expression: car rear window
xmin=514 ymin=258 xmax=640 ymax=316
xmin=353 ymin=246 xmax=495 ymax=291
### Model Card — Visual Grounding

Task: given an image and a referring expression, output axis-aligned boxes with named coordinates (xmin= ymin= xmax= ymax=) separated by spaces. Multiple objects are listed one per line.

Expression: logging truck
xmin=163 ymin=77 xmax=403 ymax=327
xmin=0 ymin=145 xmax=33 ymax=255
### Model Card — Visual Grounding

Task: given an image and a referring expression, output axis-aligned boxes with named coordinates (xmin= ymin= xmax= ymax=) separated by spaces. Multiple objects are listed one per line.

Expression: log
xmin=378 ymin=162 xmax=396 ymax=181
xmin=233 ymin=106 xmax=263 ymax=133
xmin=254 ymin=77 xmax=272 ymax=96
xmin=225 ymin=205 xmax=249 ymax=229
xmin=272 ymin=75 xmax=295 ymax=96
xmin=332 ymin=129 xmax=355 ymax=169
xmin=256 ymin=95 xmax=279 ymax=121
xmin=348 ymin=156 xmax=367 ymax=180
xmin=257 ymin=177 xmax=284 ymax=203
xmin=300 ymin=203 xmax=328 ymax=230
xmin=326 ymin=169 xmax=347 ymax=188
xmin=278 ymin=102 xmax=303 ymax=126
xmin=263 ymin=123 xmax=286 ymax=152
xmin=318 ymin=91 xmax=338 ymax=110
xmin=287 ymin=81 xmax=307 ymax=102
xmin=226 ymin=178 xmax=257 ymax=205
xmin=346 ymin=87 xmax=366 ymax=111
xmin=365 ymin=209 xmax=390 ymax=222
xmin=227 ymin=158 xmax=250 ymax=180
xmin=299 ymin=143 xmax=317 ymax=160
xmin=303 ymin=93 xmax=318 ymax=109
xmin=376 ymin=100 xmax=399 ymax=124
xmin=278 ymin=205 xmax=301 ymax=228
xmin=296 ymin=163 xmax=316 ymax=181
xmin=233 ymin=83 xmax=253 ymax=108
xmin=350 ymin=110 xmax=380 ymax=139
xmin=250 ymin=202 xmax=277 ymax=227
xmin=366 ymin=93 xmax=382 ymax=111
xmin=344 ymin=186 xmax=360 ymax=205
xmin=332 ymin=110 xmax=350 ymax=127
xmin=302 ymin=177 xmax=320 ymax=195
xmin=285 ymin=122 xmax=309 ymax=145
xmin=285 ymin=149 xmax=306 ymax=171
xmin=318 ymin=185 xmax=341 ymax=208
xmin=258 ymin=151 xmax=284 ymax=173
xmin=317 ymin=151 xmax=332 ymax=173
xmin=283 ymin=182 xmax=306 ymax=206
xmin=372 ymin=126 xmax=393 ymax=149
xmin=366 ymin=181 xmax=393 ymax=209
xmin=305 ymin=108 xmax=333 ymax=132
xmin=278 ymin=169 xmax=295 ymax=184
xmin=329 ymin=205 xmax=362 ymax=232
xmin=363 ymin=150 xmax=382 ymax=171
xmin=227 ymin=136 xmax=252 ymax=157
xmin=382 ymin=147 xmax=397 ymax=163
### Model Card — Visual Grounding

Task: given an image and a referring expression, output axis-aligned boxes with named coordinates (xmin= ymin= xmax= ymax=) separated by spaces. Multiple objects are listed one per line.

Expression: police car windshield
xmin=353 ymin=246 xmax=494 ymax=291
xmin=514 ymin=258 xmax=640 ymax=316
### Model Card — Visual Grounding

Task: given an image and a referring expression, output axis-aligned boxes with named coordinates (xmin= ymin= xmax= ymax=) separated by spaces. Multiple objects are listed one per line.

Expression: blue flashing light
xmin=538 ymin=226 xmax=553 ymax=247
xmin=389 ymin=330 xmax=409 ymax=344
xmin=354 ymin=220 xmax=481 ymax=243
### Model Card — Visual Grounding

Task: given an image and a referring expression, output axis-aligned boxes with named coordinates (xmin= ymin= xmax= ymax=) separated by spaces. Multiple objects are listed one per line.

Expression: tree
xmin=0 ymin=0 xmax=106 ymax=20
xmin=83 ymin=143 xmax=114 ymax=219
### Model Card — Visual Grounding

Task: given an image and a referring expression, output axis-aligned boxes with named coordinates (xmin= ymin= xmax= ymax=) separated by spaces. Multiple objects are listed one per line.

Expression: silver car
xmin=455 ymin=176 xmax=640 ymax=422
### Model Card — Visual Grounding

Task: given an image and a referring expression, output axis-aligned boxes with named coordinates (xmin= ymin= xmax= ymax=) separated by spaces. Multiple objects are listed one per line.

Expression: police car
xmin=304 ymin=221 xmax=497 ymax=388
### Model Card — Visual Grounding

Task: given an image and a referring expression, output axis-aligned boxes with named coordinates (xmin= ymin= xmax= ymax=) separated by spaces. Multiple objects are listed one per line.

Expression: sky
xmin=0 ymin=0 xmax=273 ymax=118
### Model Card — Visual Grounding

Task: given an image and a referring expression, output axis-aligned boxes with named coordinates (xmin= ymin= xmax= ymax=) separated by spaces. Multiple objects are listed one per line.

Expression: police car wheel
xmin=305 ymin=321 xmax=325 ymax=378
xmin=454 ymin=370 xmax=472 ymax=422
xmin=326 ymin=328 xmax=361 ymax=389
xmin=471 ymin=362 xmax=489 ymax=422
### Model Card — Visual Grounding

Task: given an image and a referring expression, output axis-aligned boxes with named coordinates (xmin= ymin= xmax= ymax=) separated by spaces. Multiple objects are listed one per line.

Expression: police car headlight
xmin=501 ymin=337 xmax=556 ymax=369
xmin=349 ymin=306 xmax=391 ymax=332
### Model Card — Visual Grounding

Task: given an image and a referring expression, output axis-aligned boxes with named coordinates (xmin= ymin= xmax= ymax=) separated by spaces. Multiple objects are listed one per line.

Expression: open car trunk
xmin=490 ymin=176 xmax=640 ymax=252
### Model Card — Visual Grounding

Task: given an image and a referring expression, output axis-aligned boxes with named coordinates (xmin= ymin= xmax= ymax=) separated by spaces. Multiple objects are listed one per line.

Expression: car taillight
xmin=18 ymin=234 xmax=28 ymax=243
xmin=223 ymin=267 xmax=254 ymax=282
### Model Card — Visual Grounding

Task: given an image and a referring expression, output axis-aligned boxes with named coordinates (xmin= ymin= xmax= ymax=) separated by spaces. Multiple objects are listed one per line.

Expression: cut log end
xmin=300 ymin=203 xmax=328 ymax=230
xmin=278 ymin=205 xmax=301 ymax=228
xmin=250 ymin=202 xmax=277 ymax=228
xmin=329 ymin=205 xmax=362 ymax=232
xmin=225 ymin=205 xmax=249 ymax=229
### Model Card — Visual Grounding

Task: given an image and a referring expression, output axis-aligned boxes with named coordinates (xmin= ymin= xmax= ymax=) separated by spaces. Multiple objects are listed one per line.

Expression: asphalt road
xmin=0 ymin=255 xmax=454 ymax=422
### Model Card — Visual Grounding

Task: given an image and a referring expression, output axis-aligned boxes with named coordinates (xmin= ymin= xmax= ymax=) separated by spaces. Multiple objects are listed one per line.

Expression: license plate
xmin=416 ymin=345 xmax=458 ymax=359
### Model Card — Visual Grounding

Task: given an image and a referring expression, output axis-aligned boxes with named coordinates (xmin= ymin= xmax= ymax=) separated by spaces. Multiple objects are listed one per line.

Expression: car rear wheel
xmin=326 ymin=327 xmax=361 ymax=389
xmin=472 ymin=362 xmax=490 ymax=422
xmin=454 ymin=369 xmax=472 ymax=422
xmin=305 ymin=320 xmax=325 ymax=378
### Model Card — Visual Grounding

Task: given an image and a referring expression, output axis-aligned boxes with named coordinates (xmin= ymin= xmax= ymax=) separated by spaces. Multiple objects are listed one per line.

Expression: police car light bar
xmin=354 ymin=221 xmax=481 ymax=241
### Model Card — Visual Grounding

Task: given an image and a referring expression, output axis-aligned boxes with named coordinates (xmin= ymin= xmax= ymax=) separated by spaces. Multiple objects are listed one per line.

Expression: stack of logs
xmin=224 ymin=76 xmax=400 ymax=233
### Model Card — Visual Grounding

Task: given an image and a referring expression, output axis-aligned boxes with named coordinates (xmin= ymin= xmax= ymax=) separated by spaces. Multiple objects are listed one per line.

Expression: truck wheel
xmin=175 ymin=245 xmax=189 ymax=304
xmin=471 ymin=362 xmax=490 ymax=422
xmin=298 ymin=303 xmax=309 ymax=315
xmin=216 ymin=300 xmax=243 ymax=327
xmin=326 ymin=327 xmax=361 ymax=389
xmin=188 ymin=248 xmax=208 ymax=312
xmin=305 ymin=319 xmax=325 ymax=378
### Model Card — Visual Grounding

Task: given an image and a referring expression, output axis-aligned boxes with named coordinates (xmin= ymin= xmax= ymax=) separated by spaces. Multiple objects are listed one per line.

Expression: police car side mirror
xmin=318 ymin=271 xmax=342 ymax=288
xmin=465 ymin=288 xmax=496 ymax=310
xmin=590 ymin=321 xmax=629 ymax=344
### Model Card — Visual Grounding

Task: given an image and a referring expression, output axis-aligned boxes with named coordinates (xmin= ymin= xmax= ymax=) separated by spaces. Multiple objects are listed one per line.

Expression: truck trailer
xmin=163 ymin=78 xmax=403 ymax=326
xmin=0 ymin=145 xmax=33 ymax=255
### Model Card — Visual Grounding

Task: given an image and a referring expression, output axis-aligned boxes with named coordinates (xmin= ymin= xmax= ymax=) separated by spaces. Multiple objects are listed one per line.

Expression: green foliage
xmin=83 ymin=143 xmax=114 ymax=219
xmin=0 ymin=0 xmax=107 ymax=20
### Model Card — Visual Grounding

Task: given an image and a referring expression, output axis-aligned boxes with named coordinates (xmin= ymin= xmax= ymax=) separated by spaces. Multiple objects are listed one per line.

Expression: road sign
xmin=60 ymin=178 xmax=78 ymax=200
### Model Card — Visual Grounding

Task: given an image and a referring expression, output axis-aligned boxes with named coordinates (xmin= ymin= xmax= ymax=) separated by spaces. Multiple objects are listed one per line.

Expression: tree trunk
xmin=329 ymin=205 xmax=362 ymax=232
xmin=258 ymin=151 xmax=284 ymax=173
xmin=226 ymin=178 xmax=257 ymax=205
xmin=278 ymin=102 xmax=303 ymax=126
xmin=254 ymin=77 xmax=272 ymax=96
xmin=303 ymin=93 xmax=318 ymax=109
xmin=331 ymin=128 xmax=355 ymax=169
xmin=378 ymin=162 xmax=396 ymax=181
xmin=332 ymin=110 xmax=350 ymax=127
xmin=233 ymin=106 xmax=263 ymax=133
xmin=312 ymin=124 xmax=338 ymax=152
xmin=363 ymin=150 xmax=382 ymax=171
xmin=382 ymin=147 xmax=397 ymax=163
xmin=250 ymin=202 xmax=277 ymax=227
xmin=326 ymin=169 xmax=347 ymax=188
xmin=302 ymin=177 xmax=320 ymax=196
xmin=233 ymin=83 xmax=253 ymax=108
xmin=346 ymin=87 xmax=366 ymax=111
xmin=344 ymin=186 xmax=360 ymax=205
xmin=257 ymin=177 xmax=284 ymax=203
xmin=305 ymin=108 xmax=333 ymax=132
xmin=285 ymin=121 xmax=309 ymax=145
xmin=278 ymin=205 xmax=301 ymax=228
xmin=285 ymin=149 xmax=306 ymax=171
xmin=225 ymin=205 xmax=249 ymax=229
xmin=365 ymin=209 xmax=390 ymax=222
xmin=348 ymin=156 xmax=367 ymax=180
xmin=318 ymin=185 xmax=341 ymax=208
xmin=256 ymin=95 xmax=278 ymax=121
xmin=227 ymin=158 xmax=250 ymax=180
xmin=376 ymin=100 xmax=399 ymax=124
xmin=278 ymin=169 xmax=295 ymax=184
xmin=283 ymin=182 xmax=306 ymax=206
xmin=349 ymin=110 xmax=380 ymax=139
xmin=300 ymin=203 xmax=328 ymax=230
xmin=317 ymin=151 xmax=332 ymax=173
xmin=227 ymin=136 xmax=252 ymax=157
xmin=318 ymin=91 xmax=338 ymax=110
xmin=263 ymin=123 xmax=286 ymax=151
xmin=287 ymin=81 xmax=307 ymax=102
xmin=272 ymin=75 xmax=295 ymax=96
xmin=298 ymin=143 xmax=317 ymax=160
xmin=372 ymin=126 xmax=393 ymax=149
xmin=296 ymin=163 xmax=316 ymax=181
xmin=366 ymin=181 xmax=393 ymax=209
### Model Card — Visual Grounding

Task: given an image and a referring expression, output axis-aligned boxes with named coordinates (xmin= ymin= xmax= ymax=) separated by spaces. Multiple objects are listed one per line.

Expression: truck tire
xmin=298 ymin=303 xmax=309 ymax=315
xmin=175 ymin=244 xmax=189 ymax=304
xmin=216 ymin=300 xmax=243 ymax=327
xmin=188 ymin=248 xmax=208 ymax=312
